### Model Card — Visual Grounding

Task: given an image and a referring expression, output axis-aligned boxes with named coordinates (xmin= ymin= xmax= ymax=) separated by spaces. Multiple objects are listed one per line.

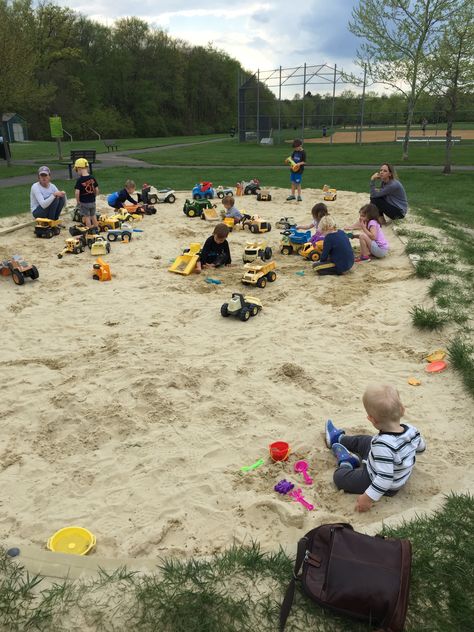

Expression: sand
xmin=0 ymin=188 xmax=473 ymax=560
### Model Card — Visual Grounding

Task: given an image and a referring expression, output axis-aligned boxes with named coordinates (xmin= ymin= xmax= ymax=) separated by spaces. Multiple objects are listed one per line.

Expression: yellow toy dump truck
xmin=242 ymin=240 xmax=272 ymax=263
xmin=241 ymin=260 xmax=277 ymax=288
xmin=34 ymin=218 xmax=62 ymax=239
xmin=168 ymin=243 xmax=202 ymax=276
xmin=241 ymin=214 xmax=272 ymax=234
xmin=322 ymin=184 xmax=337 ymax=201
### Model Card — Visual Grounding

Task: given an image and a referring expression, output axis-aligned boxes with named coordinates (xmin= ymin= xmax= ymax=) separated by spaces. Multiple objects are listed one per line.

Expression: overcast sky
xmin=57 ymin=0 xmax=362 ymax=84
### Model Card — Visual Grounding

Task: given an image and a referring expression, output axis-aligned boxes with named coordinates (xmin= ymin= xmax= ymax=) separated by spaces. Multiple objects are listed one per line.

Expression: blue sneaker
xmin=325 ymin=419 xmax=345 ymax=448
xmin=332 ymin=443 xmax=360 ymax=469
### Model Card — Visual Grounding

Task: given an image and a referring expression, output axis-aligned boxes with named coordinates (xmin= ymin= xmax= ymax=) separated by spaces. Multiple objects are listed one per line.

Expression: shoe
xmin=332 ymin=443 xmax=360 ymax=469
xmin=355 ymin=255 xmax=371 ymax=263
xmin=286 ymin=195 xmax=296 ymax=201
xmin=297 ymin=195 xmax=302 ymax=201
xmin=325 ymin=419 xmax=344 ymax=448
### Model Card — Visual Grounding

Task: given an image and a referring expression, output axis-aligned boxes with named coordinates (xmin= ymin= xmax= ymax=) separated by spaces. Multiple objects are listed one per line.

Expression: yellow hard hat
xmin=74 ymin=158 xmax=89 ymax=169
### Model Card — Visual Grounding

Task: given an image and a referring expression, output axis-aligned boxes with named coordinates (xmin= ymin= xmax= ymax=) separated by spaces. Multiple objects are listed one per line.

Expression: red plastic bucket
xmin=269 ymin=441 xmax=290 ymax=462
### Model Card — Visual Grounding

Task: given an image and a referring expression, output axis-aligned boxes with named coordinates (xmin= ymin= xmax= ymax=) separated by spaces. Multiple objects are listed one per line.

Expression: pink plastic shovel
xmin=294 ymin=460 xmax=313 ymax=485
xmin=289 ymin=488 xmax=314 ymax=511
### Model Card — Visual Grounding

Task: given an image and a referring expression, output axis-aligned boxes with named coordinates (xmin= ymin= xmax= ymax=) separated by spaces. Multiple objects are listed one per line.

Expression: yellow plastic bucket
xmin=47 ymin=526 xmax=96 ymax=555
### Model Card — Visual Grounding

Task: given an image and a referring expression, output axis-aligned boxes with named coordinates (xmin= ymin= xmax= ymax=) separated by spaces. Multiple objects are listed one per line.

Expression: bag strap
xmin=279 ymin=536 xmax=308 ymax=631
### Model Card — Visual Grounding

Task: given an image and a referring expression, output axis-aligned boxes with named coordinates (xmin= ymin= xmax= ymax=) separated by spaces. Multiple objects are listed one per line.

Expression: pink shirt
xmin=368 ymin=219 xmax=389 ymax=250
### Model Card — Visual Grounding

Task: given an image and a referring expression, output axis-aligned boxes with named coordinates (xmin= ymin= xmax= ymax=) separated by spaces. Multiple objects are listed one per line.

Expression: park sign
xmin=49 ymin=116 xmax=63 ymax=139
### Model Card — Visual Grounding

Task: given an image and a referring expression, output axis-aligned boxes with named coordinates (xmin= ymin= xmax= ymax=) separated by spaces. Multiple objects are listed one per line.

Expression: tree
xmin=349 ymin=0 xmax=462 ymax=159
xmin=429 ymin=2 xmax=474 ymax=173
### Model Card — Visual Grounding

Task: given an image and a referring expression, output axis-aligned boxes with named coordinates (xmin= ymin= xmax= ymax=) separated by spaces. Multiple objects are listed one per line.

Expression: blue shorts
xmin=290 ymin=171 xmax=303 ymax=184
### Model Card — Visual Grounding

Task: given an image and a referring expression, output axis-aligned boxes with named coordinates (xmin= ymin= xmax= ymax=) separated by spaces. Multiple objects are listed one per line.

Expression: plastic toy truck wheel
xmin=264 ymin=247 xmax=272 ymax=260
xmin=166 ymin=194 xmax=176 ymax=204
xmin=310 ymin=251 xmax=320 ymax=262
xmin=250 ymin=225 xmax=258 ymax=234
xmin=45 ymin=229 xmax=53 ymax=239
xmin=29 ymin=266 xmax=39 ymax=280
xmin=92 ymin=274 xmax=99 ymax=281
xmin=221 ymin=303 xmax=229 ymax=317
xmin=12 ymin=269 xmax=24 ymax=285
xmin=52 ymin=226 xmax=61 ymax=236
xmin=193 ymin=194 xmax=201 ymax=200
xmin=57 ymin=253 xmax=63 ymax=259
xmin=240 ymin=308 xmax=251 ymax=321
xmin=250 ymin=305 xmax=259 ymax=316
xmin=107 ymin=233 xmax=117 ymax=242
xmin=122 ymin=231 xmax=132 ymax=242
xmin=216 ymin=191 xmax=224 ymax=199
xmin=257 ymin=276 xmax=267 ymax=288
xmin=148 ymin=194 xmax=158 ymax=204
xmin=74 ymin=247 xmax=80 ymax=254
xmin=281 ymin=246 xmax=292 ymax=256
xmin=204 ymin=192 xmax=212 ymax=199
xmin=267 ymin=271 xmax=277 ymax=282
xmin=187 ymin=209 xmax=196 ymax=217
xmin=244 ymin=186 xmax=252 ymax=195
xmin=106 ymin=243 xmax=111 ymax=254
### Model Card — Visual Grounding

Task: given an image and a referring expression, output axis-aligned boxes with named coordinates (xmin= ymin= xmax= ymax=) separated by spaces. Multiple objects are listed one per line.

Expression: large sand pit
xmin=0 ymin=188 xmax=472 ymax=560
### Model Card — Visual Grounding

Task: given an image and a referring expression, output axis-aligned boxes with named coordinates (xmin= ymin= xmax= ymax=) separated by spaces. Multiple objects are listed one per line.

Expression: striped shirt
xmin=366 ymin=424 xmax=426 ymax=501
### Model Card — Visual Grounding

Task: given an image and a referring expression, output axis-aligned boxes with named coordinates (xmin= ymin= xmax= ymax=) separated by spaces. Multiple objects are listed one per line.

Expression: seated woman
xmin=30 ymin=166 xmax=66 ymax=220
xmin=369 ymin=163 xmax=407 ymax=222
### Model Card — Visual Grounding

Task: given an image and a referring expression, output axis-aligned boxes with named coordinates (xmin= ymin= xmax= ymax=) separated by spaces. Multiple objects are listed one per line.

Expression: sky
xmin=57 ymin=0 xmax=364 ymax=95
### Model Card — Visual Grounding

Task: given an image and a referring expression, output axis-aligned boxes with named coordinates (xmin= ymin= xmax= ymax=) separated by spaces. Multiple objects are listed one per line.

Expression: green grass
xmin=0 ymin=494 xmax=472 ymax=631
xmin=410 ymin=305 xmax=446 ymax=329
xmin=130 ymin=138 xmax=474 ymax=167
xmin=448 ymin=338 xmax=474 ymax=394
xmin=7 ymin=134 xmax=227 ymax=162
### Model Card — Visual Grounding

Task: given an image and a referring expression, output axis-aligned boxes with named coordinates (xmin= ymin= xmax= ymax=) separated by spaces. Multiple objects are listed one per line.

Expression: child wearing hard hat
xmin=74 ymin=158 xmax=99 ymax=230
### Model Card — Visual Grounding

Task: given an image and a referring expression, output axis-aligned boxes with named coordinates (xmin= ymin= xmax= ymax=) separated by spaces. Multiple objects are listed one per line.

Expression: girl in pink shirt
xmin=356 ymin=203 xmax=389 ymax=262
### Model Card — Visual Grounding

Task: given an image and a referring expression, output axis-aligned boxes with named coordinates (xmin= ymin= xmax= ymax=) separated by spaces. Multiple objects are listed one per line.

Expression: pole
xmin=256 ymin=69 xmax=260 ymax=142
xmin=330 ymin=64 xmax=337 ymax=145
xmin=56 ymin=138 xmax=63 ymax=161
xmin=278 ymin=66 xmax=282 ymax=144
xmin=359 ymin=64 xmax=367 ymax=145
xmin=237 ymin=69 xmax=240 ymax=143
xmin=301 ymin=63 xmax=306 ymax=142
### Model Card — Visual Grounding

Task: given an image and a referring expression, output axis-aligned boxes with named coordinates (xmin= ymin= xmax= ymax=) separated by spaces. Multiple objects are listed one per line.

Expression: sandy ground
xmin=305 ymin=129 xmax=474 ymax=143
xmin=0 ymin=187 xmax=473 ymax=560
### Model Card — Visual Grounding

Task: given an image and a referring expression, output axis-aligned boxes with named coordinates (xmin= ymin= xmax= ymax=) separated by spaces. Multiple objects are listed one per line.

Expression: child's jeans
xmin=334 ymin=434 xmax=398 ymax=496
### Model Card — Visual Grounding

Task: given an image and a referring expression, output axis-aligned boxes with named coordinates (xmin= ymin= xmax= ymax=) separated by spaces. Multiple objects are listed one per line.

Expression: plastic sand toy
xmin=294 ymin=460 xmax=313 ymax=485
xmin=289 ymin=488 xmax=314 ymax=510
xmin=47 ymin=526 xmax=96 ymax=555
xmin=425 ymin=361 xmax=447 ymax=373
xmin=240 ymin=458 xmax=264 ymax=472
xmin=269 ymin=441 xmax=290 ymax=462
xmin=274 ymin=479 xmax=294 ymax=494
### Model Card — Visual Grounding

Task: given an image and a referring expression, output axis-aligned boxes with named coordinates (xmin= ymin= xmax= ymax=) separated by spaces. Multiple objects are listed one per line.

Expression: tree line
xmin=1 ymin=0 xmax=241 ymax=140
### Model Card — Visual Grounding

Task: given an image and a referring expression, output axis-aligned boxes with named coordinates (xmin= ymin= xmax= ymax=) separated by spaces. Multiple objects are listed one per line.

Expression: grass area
xmin=0 ymin=164 xmax=49 ymax=178
xmin=7 ymin=135 xmax=227 ymax=162
xmin=130 ymin=138 xmax=474 ymax=167
xmin=0 ymin=493 xmax=471 ymax=631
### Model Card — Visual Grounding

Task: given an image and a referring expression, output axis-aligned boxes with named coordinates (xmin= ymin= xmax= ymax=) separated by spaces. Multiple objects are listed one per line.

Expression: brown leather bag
xmin=280 ymin=523 xmax=412 ymax=631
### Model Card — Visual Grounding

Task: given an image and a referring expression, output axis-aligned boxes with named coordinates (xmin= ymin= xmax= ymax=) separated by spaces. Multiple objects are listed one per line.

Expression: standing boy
xmin=74 ymin=158 xmax=99 ymax=230
xmin=287 ymin=139 xmax=306 ymax=202
xmin=325 ymin=383 xmax=426 ymax=512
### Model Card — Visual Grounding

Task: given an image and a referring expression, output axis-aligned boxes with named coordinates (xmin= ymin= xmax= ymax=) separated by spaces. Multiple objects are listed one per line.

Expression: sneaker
xmin=325 ymin=419 xmax=345 ymax=448
xmin=332 ymin=443 xmax=360 ymax=469
xmin=355 ymin=255 xmax=371 ymax=263
xmin=297 ymin=195 xmax=302 ymax=201
xmin=286 ymin=195 xmax=296 ymax=201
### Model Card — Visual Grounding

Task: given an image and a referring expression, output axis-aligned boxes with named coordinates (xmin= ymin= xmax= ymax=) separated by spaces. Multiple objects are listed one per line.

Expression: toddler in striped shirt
xmin=325 ymin=384 xmax=426 ymax=513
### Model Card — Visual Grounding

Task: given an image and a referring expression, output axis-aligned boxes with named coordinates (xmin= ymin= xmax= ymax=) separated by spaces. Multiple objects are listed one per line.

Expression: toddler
xmin=312 ymin=216 xmax=354 ymax=276
xmin=108 ymin=179 xmax=140 ymax=210
xmin=356 ymin=203 xmax=389 ymax=262
xmin=286 ymin=139 xmax=306 ymax=202
xmin=74 ymin=158 xmax=99 ymax=230
xmin=196 ymin=223 xmax=231 ymax=272
xmin=221 ymin=196 xmax=243 ymax=223
xmin=297 ymin=202 xmax=328 ymax=245
xmin=325 ymin=384 xmax=426 ymax=512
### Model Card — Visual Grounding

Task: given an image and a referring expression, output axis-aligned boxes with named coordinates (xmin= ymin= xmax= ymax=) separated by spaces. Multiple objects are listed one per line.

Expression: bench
xmin=68 ymin=150 xmax=97 ymax=179
xmin=104 ymin=140 xmax=118 ymax=152
xmin=396 ymin=136 xmax=461 ymax=143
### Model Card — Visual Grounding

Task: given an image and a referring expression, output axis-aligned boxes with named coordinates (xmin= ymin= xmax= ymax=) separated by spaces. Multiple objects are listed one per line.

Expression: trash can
xmin=0 ymin=137 xmax=11 ymax=161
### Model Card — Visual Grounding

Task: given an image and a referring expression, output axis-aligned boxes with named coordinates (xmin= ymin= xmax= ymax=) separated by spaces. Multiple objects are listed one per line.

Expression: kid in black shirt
xmin=197 ymin=223 xmax=231 ymax=272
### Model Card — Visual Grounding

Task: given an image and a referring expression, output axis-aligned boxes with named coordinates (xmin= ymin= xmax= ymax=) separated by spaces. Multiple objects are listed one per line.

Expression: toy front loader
xmin=168 ymin=243 xmax=201 ymax=276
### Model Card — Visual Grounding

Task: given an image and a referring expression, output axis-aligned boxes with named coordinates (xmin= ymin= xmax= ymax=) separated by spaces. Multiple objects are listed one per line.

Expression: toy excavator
xmin=285 ymin=156 xmax=302 ymax=172
xmin=57 ymin=237 xmax=85 ymax=259
xmin=168 ymin=243 xmax=201 ymax=276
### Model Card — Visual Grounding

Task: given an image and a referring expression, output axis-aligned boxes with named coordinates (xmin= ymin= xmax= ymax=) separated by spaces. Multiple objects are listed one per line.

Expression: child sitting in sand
xmin=107 ymin=179 xmax=141 ymax=210
xmin=355 ymin=203 xmax=389 ymax=262
xmin=325 ymin=384 xmax=426 ymax=512
xmin=297 ymin=202 xmax=328 ymax=244
xmin=221 ymin=196 xmax=243 ymax=223
xmin=312 ymin=216 xmax=354 ymax=276
xmin=196 ymin=223 xmax=232 ymax=272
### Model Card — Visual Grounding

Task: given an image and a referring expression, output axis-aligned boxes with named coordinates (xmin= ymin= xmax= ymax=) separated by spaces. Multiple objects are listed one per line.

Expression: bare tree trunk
xmin=443 ymin=118 xmax=453 ymax=174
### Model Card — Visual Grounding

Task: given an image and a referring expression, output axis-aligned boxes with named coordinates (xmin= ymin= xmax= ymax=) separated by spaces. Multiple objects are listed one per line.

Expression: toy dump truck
xmin=98 ymin=214 xmax=122 ymax=232
xmin=280 ymin=228 xmax=312 ymax=255
xmin=275 ymin=217 xmax=296 ymax=230
xmin=241 ymin=260 xmax=277 ymax=288
xmin=34 ymin=218 xmax=62 ymax=239
xmin=0 ymin=256 xmax=39 ymax=285
xmin=242 ymin=214 xmax=272 ymax=234
xmin=168 ymin=243 xmax=202 ymax=275
xmin=242 ymin=240 xmax=272 ymax=263
xmin=141 ymin=183 xmax=175 ymax=205
xmin=322 ymin=184 xmax=337 ymax=201
xmin=220 ymin=293 xmax=262 ymax=321
xmin=192 ymin=181 xmax=215 ymax=200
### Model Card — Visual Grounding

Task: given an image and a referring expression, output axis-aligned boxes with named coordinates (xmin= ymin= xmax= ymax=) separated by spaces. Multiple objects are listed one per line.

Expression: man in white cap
xmin=30 ymin=166 xmax=67 ymax=221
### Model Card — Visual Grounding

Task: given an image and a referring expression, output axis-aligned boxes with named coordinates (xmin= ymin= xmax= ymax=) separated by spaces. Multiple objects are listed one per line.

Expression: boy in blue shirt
xmin=287 ymin=139 xmax=306 ymax=202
